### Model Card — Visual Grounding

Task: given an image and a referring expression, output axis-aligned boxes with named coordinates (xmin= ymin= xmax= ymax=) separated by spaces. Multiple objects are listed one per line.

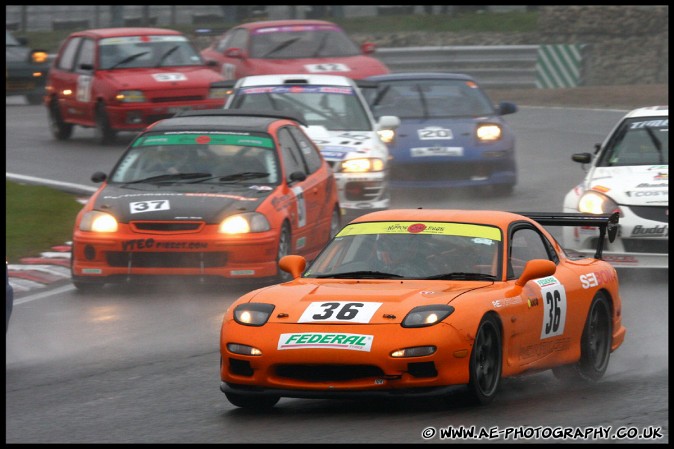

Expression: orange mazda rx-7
xmin=219 ymin=208 xmax=626 ymax=409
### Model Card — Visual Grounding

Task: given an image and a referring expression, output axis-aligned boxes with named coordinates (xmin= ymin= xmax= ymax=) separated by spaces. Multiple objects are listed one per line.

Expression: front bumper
xmin=106 ymin=99 xmax=225 ymax=131
xmin=334 ymin=171 xmax=390 ymax=214
xmin=220 ymin=321 xmax=472 ymax=394
xmin=72 ymin=224 xmax=280 ymax=281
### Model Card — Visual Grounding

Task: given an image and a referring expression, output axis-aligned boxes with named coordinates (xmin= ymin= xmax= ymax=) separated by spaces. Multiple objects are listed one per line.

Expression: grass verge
xmin=5 ymin=181 xmax=83 ymax=263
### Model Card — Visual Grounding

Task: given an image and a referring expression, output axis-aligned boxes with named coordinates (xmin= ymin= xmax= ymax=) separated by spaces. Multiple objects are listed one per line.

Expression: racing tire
xmin=26 ymin=93 xmax=44 ymax=105
xmin=553 ymin=292 xmax=612 ymax=382
xmin=94 ymin=102 xmax=117 ymax=145
xmin=466 ymin=314 xmax=503 ymax=405
xmin=225 ymin=392 xmax=280 ymax=409
xmin=275 ymin=222 xmax=292 ymax=283
xmin=48 ymin=99 xmax=73 ymax=140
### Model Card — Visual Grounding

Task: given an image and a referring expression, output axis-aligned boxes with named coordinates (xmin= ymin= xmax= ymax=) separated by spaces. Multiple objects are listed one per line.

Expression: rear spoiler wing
xmin=514 ymin=212 xmax=619 ymax=260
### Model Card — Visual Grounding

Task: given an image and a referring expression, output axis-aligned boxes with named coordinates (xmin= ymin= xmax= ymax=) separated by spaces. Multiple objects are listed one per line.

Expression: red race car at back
xmin=200 ymin=19 xmax=390 ymax=81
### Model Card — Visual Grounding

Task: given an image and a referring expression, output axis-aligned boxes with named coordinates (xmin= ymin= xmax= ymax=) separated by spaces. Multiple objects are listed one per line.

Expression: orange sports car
xmin=219 ymin=209 xmax=626 ymax=408
xmin=70 ymin=109 xmax=340 ymax=290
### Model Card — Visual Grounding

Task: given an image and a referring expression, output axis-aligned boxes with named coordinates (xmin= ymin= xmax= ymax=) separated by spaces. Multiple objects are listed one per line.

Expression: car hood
xmin=249 ymin=56 xmax=389 ymax=79
xmin=246 ymin=279 xmax=492 ymax=325
xmin=586 ymin=165 xmax=668 ymax=205
xmin=92 ymin=183 xmax=272 ymax=223
xmin=97 ymin=66 xmax=224 ymax=91
xmin=304 ymin=126 xmax=387 ymax=161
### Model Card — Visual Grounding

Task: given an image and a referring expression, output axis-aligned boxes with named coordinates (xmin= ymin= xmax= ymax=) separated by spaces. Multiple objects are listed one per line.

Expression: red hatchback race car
xmin=200 ymin=19 xmax=390 ymax=81
xmin=45 ymin=27 xmax=228 ymax=145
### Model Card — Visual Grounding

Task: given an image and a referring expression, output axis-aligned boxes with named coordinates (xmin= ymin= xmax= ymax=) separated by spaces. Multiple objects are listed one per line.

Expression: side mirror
xmin=279 ymin=255 xmax=306 ymax=279
xmin=224 ymin=47 xmax=245 ymax=59
xmin=361 ymin=42 xmax=376 ymax=54
xmin=79 ymin=63 xmax=94 ymax=72
xmin=497 ymin=101 xmax=518 ymax=115
xmin=91 ymin=171 xmax=107 ymax=183
xmin=377 ymin=115 xmax=400 ymax=130
xmin=571 ymin=152 xmax=592 ymax=164
xmin=515 ymin=259 xmax=556 ymax=287
xmin=205 ymin=59 xmax=218 ymax=67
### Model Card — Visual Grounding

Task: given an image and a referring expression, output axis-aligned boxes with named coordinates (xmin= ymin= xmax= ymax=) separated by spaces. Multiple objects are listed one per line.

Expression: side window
xmin=228 ymin=29 xmax=248 ymax=52
xmin=288 ymin=126 xmax=323 ymax=174
xmin=74 ymin=38 xmax=95 ymax=72
xmin=277 ymin=127 xmax=305 ymax=181
xmin=509 ymin=227 xmax=551 ymax=279
xmin=215 ymin=32 xmax=233 ymax=52
xmin=56 ymin=37 xmax=82 ymax=71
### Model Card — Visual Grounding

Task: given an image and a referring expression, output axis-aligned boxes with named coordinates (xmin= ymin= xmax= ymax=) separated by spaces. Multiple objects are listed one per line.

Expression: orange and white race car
xmin=219 ymin=208 xmax=626 ymax=408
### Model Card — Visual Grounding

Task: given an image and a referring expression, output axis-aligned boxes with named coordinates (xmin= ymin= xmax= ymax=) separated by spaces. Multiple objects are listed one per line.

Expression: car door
xmin=52 ymin=36 xmax=96 ymax=123
xmin=277 ymin=126 xmax=325 ymax=255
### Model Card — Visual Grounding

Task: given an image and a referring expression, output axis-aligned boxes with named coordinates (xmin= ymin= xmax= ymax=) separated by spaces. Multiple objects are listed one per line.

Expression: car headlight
xmin=219 ymin=212 xmax=270 ymax=234
xmin=476 ymin=124 xmax=502 ymax=142
xmin=209 ymin=86 xmax=229 ymax=100
xmin=79 ymin=211 xmax=118 ymax=232
xmin=115 ymin=90 xmax=146 ymax=103
xmin=31 ymin=51 xmax=49 ymax=64
xmin=340 ymin=157 xmax=385 ymax=173
xmin=377 ymin=128 xmax=396 ymax=144
xmin=233 ymin=303 xmax=275 ymax=326
xmin=402 ymin=305 xmax=455 ymax=328
xmin=578 ymin=190 xmax=621 ymax=215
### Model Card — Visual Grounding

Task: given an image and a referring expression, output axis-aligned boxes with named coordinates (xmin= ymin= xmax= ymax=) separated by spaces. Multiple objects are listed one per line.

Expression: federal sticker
xmin=278 ymin=332 xmax=374 ymax=351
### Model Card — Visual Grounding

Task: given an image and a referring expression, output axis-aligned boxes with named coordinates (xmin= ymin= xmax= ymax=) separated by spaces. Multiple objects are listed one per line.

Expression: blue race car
xmin=364 ymin=72 xmax=518 ymax=194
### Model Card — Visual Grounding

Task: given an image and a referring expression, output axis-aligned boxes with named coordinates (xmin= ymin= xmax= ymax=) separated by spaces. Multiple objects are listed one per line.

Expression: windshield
xmin=596 ymin=116 xmax=669 ymax=166
xmin=109 ymin=132 xmax=280 ymax=185
xmin=304 ymin=221 xmax=502 ymax=280
xmin=366 ymin=79 xmax=495 ymax=119
xmin=98 ymin=35 xmax=204 ymax=69
xmin=249 ymin=24 xmax=360 ymax=59
xmin=231 ymin=85 xmax=372 ymax=131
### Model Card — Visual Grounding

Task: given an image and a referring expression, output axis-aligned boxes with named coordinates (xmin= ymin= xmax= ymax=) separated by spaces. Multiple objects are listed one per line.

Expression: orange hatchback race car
xmin=45 ymin=27 xmax=228 ymax=145
xmin=70 ymin=110 xmax=340 ymax=291
xmin=219 ymin=209 xmax=626 ymax=408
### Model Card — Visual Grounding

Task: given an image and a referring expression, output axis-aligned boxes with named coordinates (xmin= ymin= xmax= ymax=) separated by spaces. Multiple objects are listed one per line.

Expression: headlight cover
xmin=578 ymin=190 xmax=621 ymax=215
xmin=79 ymin=211 xmax=119 ymax=232
xmin=476 ymin=123 xmax=502 ymax=142
xmin=340 ymin=157 xmax=385 ymax=173
xmin=219 ymin=212 xmax=270 ymax=234
xmin=402 ymin=305 xmax=455 ymax=328
xmin=209 ymin=87 xmax=230 ymax=100
xmin=233 ymin=303 xmax=275 ymax=326
xmin=115 ymin=90 xmax=146 ymax=103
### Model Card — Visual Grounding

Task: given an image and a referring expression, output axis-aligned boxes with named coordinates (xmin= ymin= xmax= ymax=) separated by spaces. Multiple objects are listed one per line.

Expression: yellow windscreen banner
xmin=336 ymin=221 xmax=502 ymax=241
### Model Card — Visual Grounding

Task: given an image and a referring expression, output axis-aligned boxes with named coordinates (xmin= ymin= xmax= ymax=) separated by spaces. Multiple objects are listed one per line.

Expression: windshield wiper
xmin=155 ymin=45 xmax=180 ymax=67
xmin=312 ymin=33 xmax=329 ymax=57
xmin=123 ymin=172 xmax=212 ymax=184
xmin=192 ymin=172 xmax=270 ymax=183
xmin=425 ymin=272 xmax=497 ymax=281
xmin=263 ymin=37 xmax=301 ymax=58
xmin=313 ymin=270 xmax=405 ymax=279
xmin=109 ymin=51 xmax=150 ymax=69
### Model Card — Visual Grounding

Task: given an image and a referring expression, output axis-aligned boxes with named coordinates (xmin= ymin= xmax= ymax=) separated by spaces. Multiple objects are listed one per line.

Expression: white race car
xmin=223 ymin=74 xmax=400 ymax=220
xmin=563 ymin=105 xmax=668 ymax=268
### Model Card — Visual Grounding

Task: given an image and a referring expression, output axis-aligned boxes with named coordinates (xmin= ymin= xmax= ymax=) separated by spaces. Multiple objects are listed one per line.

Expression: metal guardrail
xmin=376 ymin=45 xmax=542 ymax=89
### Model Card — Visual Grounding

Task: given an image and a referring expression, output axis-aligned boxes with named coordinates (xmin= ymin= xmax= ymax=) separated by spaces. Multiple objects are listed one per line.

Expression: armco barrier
xmin=376 ymin=45 xmax=586 ymax=89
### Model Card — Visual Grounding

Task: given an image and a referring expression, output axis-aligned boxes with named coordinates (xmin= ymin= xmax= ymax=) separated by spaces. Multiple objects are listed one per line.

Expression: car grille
xmin=627 ymin=205 xmax=668 ymax=223
xmin=275 ymin=364 xmax=385 ymax=382
xmin=345 ymin=181 xmax=384 ymax=201
xmin=389 ymin=161 xmax=502 ymax=182
xmin=131 ymin=221 xmax=203 ymax=233
xmin=152 ymin=95 xmax=204 ymax=103
xmin=106 ymin=251 xmax=228 ymax=268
